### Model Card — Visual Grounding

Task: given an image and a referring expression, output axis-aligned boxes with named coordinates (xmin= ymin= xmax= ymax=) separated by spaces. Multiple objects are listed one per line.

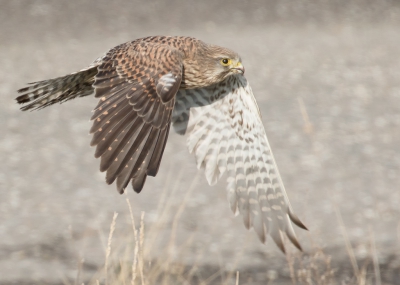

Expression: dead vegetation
xmin=63 ymin=197 xmax=390 ymax=285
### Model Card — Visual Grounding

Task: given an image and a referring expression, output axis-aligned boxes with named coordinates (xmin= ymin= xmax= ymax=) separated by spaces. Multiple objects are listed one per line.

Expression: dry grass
xmin=66 ymin=198 xmax=384 ymax=285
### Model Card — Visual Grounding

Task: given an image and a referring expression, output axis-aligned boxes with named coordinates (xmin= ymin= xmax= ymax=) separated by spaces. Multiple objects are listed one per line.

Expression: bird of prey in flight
xmin=16 ymin=36 xmax=307 ymax=252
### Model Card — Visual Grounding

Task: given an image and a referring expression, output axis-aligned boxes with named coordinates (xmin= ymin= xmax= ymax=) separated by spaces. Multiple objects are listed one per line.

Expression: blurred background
xmin=1 ymin=0 xmax=400 ymax=284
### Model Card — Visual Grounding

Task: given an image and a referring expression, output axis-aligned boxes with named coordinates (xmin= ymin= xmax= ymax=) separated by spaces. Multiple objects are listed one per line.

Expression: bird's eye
xmin=220 ymin=58 xmax=231 ymax=66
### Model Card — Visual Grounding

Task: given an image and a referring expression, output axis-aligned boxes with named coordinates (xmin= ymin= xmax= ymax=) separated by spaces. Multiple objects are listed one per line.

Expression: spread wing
xmin=172 ymin=75 xmax=307 ymax=252
xmin=90 ymin=42 xmax=182 ymax=193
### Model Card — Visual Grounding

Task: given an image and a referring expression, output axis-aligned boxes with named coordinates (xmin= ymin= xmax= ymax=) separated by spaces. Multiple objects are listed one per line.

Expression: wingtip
xmin=285 ymin=221 xmax=304 ymax=252
xmin=287 ymin=234 xmax=303 ymax=251
xmin=242 ymin=211 xmax=251 ymax=230
xmin=133 ymin=188 xmax=142 ymax=193
xmin=17 ymin=86 xmax=30 ymax=94
xmin=288 ymin=210 xmax=308 ymax=230
xmin=277 ymin=241 xmax=286 ymax=254
xmin=255 ymin=230 xmax=266 ymax=244
xmin=132 ymin=173 xmax=146 ymax=193
xmin=271 ymin=229 xmax=286 ymax=254
xmin=146 ymin=168 xmax=157 ymax=177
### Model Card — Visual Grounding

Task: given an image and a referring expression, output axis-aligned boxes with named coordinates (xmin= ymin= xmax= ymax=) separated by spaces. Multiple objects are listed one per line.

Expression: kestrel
xmin=16 ymin=36 xmax=307 ymax=252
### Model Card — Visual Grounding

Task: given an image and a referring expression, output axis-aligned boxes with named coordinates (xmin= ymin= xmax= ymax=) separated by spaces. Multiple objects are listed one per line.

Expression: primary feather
xmin=173 ymin=75 xmax=307 ymax=252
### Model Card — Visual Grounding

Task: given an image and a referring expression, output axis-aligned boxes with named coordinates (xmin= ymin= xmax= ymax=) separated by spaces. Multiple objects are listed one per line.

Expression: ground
xmin=1 ymin=1 xmax=400 ymax=284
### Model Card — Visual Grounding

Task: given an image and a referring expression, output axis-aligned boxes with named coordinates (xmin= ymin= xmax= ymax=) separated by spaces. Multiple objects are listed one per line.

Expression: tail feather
xmin=16 ymin=65 xmax=99 ymax=111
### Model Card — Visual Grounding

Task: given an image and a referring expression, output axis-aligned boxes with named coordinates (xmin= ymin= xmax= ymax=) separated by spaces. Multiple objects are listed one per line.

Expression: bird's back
xmin=15 ymin=36 xmax=203 ymax=111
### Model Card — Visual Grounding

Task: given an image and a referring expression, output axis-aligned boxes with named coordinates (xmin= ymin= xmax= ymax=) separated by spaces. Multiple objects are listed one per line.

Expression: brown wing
xmin=90 ymin=41 xmax=183 ymax=193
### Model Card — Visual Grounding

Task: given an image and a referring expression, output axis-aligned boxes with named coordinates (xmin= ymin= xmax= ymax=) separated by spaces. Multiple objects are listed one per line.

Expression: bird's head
xmin=181 ymin=42 xmax=245 ymax=88
xmin=205 ymin=45 xmax=244 ymax=82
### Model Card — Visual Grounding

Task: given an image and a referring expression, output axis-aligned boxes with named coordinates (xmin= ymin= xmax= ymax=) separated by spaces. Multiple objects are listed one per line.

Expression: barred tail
xmin=16 ymin=65 xmax=98 ymax=111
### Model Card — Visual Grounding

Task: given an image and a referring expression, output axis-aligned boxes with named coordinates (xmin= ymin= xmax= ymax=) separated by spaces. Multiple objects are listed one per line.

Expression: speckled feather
xmin=173 ymin=75 xmax=307 ymax=252
xmin=90 ymin=38 xmax=185 ymax=192
xmin=16 ymin=36 xmax=306 ymax=252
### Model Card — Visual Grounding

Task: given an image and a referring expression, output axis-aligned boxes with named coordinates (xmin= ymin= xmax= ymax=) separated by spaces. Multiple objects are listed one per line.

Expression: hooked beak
xmin=231 ymin=62 xmax=245 ymax=74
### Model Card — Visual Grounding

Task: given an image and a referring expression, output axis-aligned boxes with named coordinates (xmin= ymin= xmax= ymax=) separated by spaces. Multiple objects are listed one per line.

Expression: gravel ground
xmin=1 ymin=1 xmax=400 ymax=284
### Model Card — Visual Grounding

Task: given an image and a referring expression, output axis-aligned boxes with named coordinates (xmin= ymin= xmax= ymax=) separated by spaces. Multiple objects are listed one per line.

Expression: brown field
xmin=1 ymin=0 xmax=400 ymax=284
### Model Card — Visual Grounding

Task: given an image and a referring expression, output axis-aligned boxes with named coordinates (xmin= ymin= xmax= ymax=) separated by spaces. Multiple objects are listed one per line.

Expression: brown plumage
xmin=16 ymin=36 xmax=307 ymax=252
